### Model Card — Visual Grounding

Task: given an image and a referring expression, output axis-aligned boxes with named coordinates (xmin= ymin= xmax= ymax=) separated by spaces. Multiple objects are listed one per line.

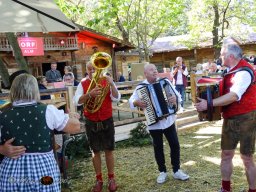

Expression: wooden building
xmin=149 ymin=34 xmax=256 ymax=71
xmin=0 ymin=27 xmax=133 ymax=82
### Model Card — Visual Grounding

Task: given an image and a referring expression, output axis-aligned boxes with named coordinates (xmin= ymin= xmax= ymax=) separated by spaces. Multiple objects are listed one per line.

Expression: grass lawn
xmin=64 ymin=120 xmax=252 ymax=192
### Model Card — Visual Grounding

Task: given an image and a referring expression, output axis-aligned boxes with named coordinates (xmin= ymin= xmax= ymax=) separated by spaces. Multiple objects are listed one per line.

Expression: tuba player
xmin=74 ymin=57 xmax=120 ymax=192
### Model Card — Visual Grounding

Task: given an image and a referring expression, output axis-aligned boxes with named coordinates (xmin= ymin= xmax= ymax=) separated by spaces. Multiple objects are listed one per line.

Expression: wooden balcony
xmin=0 ymin=36 xmax=78 ymax=52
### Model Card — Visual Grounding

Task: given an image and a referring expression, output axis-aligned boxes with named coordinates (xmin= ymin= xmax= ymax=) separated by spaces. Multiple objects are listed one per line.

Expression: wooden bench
xmin=118 ymin=89 xmax=134 ymax=97
xmin=112 ymin=105 xmax=144 ymax=121
xmin=117 ymin=84 xmax=132 ymax=90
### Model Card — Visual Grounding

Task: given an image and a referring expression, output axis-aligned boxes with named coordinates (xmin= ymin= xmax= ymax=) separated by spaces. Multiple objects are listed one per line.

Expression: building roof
xmin=77 ymin=25 xmax=135 ymax=51
xmin=150 ymin=33 xmax=256 ymax=53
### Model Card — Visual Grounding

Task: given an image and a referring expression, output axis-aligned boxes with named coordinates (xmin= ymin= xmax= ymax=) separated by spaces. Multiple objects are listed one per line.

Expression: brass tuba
xmin=84 ymin=52 xmax=112 ymax=113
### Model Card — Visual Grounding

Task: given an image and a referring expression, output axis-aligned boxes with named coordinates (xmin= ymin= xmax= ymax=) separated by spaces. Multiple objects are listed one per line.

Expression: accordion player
xmin=136 ymin=78 xmax=179 ymax=126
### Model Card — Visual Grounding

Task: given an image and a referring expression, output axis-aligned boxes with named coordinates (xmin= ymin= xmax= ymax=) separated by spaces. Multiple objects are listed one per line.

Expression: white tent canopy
xmin=0 ymin=0 xmax=79 ymax=32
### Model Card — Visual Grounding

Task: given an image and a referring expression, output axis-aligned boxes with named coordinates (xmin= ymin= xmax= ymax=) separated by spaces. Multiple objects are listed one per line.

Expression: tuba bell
xmin=84 ymin=52 xmax=112 ymax=113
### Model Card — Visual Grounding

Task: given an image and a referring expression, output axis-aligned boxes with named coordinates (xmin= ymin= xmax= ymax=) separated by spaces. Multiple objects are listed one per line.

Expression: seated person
xmin=63 ymin=66 xmax=73 ymax=79
xmin=37 ymin=76 xmax=51 ymax=100
xmin=195 ymin=64 xmax=203 ymax=74
xmin=208 ymin=62 xmax=220 ymax=73
xmin=63 ymin=72 xmax=79 ymax=86
xmin=117 ymin=71 xmax=125 ymax=82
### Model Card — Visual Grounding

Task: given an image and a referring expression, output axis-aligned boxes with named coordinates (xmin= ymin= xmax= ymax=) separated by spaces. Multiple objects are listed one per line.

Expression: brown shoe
xmin=91 ymin=180 xmax=103 ymax=192
xmin=108 ymin=179 xmax=117 ymax=192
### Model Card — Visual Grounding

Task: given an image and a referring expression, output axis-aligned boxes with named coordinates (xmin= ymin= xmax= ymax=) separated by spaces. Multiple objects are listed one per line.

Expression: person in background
xmin=172 ymin=56 xmax=188 ymax=113
xmin=208 ymin=62 xmax=220 ymax=74
xmin=202 ymin=62 xmax=210 ymax=73
xmin=63 ymin=66 xmax=76 ymax=82
xmin=63 ymin=72 xmax=79 ymax=86
xmin=37 ymin=76 xmax=51 ymax=100
xmin=195 ymin=38 xmax=256 ymax=192
xmin=64 ymin=66 xmax=73 ymax=76
xmin=129 ymin=63 xmax=189 ymax=185
xmin=117 ymin=71 xmax=125 ymax=82
xmin=128 ymin=66 xmax=132 ymax=81
xmin=74 ymin=59 xmax=120 ymax=192
xmin=195 ymin=63 xmax=204 ymax=74
xmin=0 ymin=74 xmax=81 ymax=191
xmin=45 ymin=62 xmax=62 ymax=83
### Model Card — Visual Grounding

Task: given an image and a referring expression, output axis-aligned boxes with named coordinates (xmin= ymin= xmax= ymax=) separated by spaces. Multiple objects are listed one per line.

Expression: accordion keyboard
xmin=137 ymin=87 xmax=157 ymax=125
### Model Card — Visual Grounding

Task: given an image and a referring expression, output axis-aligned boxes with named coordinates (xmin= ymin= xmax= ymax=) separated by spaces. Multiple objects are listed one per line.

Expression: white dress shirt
xmin=129 ymin=79 xmax=181 ymax=131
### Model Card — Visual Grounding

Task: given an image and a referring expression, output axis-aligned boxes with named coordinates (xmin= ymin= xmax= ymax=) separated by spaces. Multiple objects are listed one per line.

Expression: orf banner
xmin=18 ymin=37 xmax=44 ymax=56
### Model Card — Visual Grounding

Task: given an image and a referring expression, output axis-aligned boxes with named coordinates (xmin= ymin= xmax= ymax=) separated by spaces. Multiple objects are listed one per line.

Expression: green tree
xmin=56 ymin=0 xmax=89 ymax=23
xmin=91 ymin=0 xmax=185 ymax=61
xmin=0 ymin=33 xmax=28 ymax=88
xmin=0 ymin=56 xmax=10 ymax=88
xmin=186 ymin=0 xmax=256 ymax=59
xmin=56 ymin=0 xmax=185 ymax=62
xmin=6 ymin=33 xmax=28 ymax=71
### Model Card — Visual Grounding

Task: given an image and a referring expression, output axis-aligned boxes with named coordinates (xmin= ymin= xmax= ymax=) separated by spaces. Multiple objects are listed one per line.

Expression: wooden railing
xmin=0 ymin=81 xmax=145 ymax=126
xmin=113 ymin=80 xmax=146 ymax=125
xmin=44 ymin=37 xmax=78 ymax=50
xmin=0 ymin=36 xmax=78 ymax=51
xmin=0 ymin=87 xmax=73 ymax=111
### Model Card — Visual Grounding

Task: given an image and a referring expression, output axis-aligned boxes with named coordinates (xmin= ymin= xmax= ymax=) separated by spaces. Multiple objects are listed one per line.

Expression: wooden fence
xmin=0 ymin=81 xmax=145 ymax=126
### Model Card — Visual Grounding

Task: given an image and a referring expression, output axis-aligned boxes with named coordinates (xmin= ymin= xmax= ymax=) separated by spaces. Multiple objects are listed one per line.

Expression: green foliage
xmin=64 ymin=134 xmax=91 ymax=159
xmin=55 ymin=0 xmax=185 ymax=61
xmin=116 ymin=121 xmax=152 ymax=148
xmin=186 ymin=0 xmax=256 ymax=44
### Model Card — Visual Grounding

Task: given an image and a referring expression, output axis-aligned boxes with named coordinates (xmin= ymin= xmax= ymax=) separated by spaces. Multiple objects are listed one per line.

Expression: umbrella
xmin=0 ymin=0 xmax=79 ymax=32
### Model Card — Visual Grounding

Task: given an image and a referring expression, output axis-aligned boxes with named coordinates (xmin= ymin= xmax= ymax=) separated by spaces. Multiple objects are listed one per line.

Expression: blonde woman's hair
xmin=10 ymin=74 xmax=40 ymax=102
xmin=64 ymin=65 xmax=72 ymax=72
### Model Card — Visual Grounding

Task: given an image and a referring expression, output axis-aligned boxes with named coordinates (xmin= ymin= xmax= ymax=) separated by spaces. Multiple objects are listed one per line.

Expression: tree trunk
xmin=144 ymin=48 xmax=150 ymax=62
xmin=212 ymin=3 xmax=221 ymax=60
xmin=116 ymin=16 xmax=130 ymax=44
xmin=6 ymin=33 xmax=28 ymax=71
xmin=0 ymin=56 xmax=10 ymax=88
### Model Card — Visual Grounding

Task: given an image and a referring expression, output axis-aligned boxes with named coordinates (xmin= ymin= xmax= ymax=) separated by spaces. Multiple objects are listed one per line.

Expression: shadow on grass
xmin=64 ymin=121 xmax=251 ymax=192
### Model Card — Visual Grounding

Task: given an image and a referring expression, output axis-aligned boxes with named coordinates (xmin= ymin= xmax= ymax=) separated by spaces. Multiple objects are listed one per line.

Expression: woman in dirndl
xmin=0 ymin=74 xmax=81 ymax=192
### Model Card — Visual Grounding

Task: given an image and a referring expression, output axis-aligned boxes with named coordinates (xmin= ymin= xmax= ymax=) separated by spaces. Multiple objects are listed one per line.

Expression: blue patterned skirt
xmin=0 ymin=152 xmax=60 ymax=192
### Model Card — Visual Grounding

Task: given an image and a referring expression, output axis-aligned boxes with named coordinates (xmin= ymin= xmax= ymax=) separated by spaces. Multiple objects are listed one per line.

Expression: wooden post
xmin=190 ymin=72 xmax=208 ymax=103
xmin=112 ymin=47 xmax=118 ymax=82
xmin=190 ymin=73 xmax=196 ymax=103
xmin=67 ymin=86 xmax=76 ymax=112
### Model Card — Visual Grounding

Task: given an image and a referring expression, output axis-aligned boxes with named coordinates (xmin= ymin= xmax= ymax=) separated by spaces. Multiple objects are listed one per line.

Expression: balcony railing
xmin=0 ymin=37 xmax=78 ymax=52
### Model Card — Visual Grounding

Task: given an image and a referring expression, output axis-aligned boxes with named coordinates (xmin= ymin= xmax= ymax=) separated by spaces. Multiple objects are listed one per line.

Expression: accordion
xmin=137 ymin=78 xmax=178 ymax=126
xmin=196 ymin=77 xmax=222 ymax=121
